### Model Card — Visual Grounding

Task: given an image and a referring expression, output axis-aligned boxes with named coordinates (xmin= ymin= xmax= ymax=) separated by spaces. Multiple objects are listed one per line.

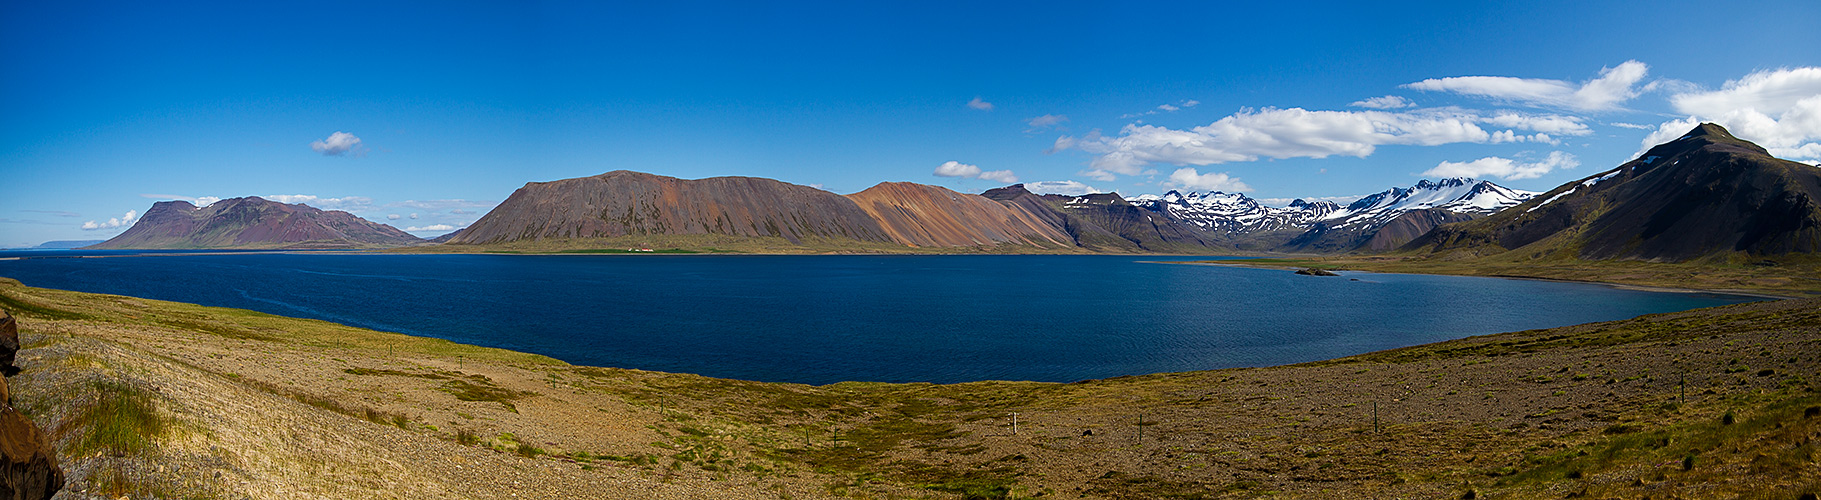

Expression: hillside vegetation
xmin=2 ymin=277 xmax=1818 ymax=498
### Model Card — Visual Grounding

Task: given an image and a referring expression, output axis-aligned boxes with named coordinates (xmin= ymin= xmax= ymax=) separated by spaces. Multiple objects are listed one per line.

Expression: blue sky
xmin=4 ymin=1 xmax=1820 ymax=247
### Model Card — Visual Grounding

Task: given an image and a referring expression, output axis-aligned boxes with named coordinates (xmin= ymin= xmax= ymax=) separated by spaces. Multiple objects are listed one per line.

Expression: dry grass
xmin=3 ymin=276 xmax=1819 ymax=498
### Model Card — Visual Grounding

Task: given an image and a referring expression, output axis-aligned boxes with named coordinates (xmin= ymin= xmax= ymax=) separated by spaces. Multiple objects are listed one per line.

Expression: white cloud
xmin=1024 ymin=180 xmax=1104 ymax=196
xmin=310 ymin=131 xmax=364 ymax=156
xmin=1481 ymin=112 xmax=1591 ymax=136
xmin=1165 ymin=168 xmax=1252 ymax=192
xmin=1026 ymin=114 xmax=1069 ymax=131
xmin=933 ymin=161 xmax=983 ymax=178
xmin=80 ymin=210 xmax=138 ymax=231
xmin=1670 ymin=67 xmax=1821 ymax=117
xmin=1608 ymin=122 xmax=1656 ymax=130
xmin=405 ymin=224 xmax=459 ymax=232
xmin=141 ymin=194 xmax=222 ymax=207
xmin=1121 ymin=99 xmax=1201 ymax=118
xmin=1059 ymin=106 xmax=1581 ymax=179
xmin=264 ymin=194 xmax=374 ymax=211
xmin=409 ymin=213 xmax=419 ymax=219
xmin=1650 ymin=67 xmax=1821 ymax=161
xmin=1403 ymin=60 xmax=1649 ymax=112
xmin=1422 ymin=151 xmax=1579 ymax=180
xmin=933 ymin=161 xmax=1018 ymax=184
xmin=450 ymin=209 xmax=476 ymax=215
xmin=1350 ymin=95 xmax=1415 ymax=109
xmin=387 ymin=214 xmax=402 ymax=220
xmin=967 ymin=97 xmax=994 ymax=111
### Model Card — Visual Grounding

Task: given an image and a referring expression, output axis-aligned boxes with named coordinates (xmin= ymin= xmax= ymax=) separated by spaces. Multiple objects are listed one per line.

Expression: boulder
xmin=0 ymin=376 xmax=63 ymax=500
xmin=0 ymin=310 xmax=15 ymax=376
xmin=0 ymin=309 xmax=64 ymax=500
xmin=1294 ymin=268 xmax=1340 ymax=277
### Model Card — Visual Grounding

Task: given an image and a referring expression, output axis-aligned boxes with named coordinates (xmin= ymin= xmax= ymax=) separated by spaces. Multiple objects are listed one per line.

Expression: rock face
xmin=981 ymin=185 xmax=1215 ymax=252
xmin=87 ymin=197 xmax=423 ymax=249
xmin=845 ymin=182 xmax=1074 ymax=248
xmin=1288 ymin=208 xmax=1481 ymax=253
xmin=0 ymin=311 xmax=16 ymax=376
xmin=1406 ymin=123 xmax=1821 ymax=262
xmin=1129 ymin=191 xmax=1337 ymax=237
xmin=0 ymin=310 xmax=64 ymax=500
xmin=450 ymin=171 xmax=896 ymax=245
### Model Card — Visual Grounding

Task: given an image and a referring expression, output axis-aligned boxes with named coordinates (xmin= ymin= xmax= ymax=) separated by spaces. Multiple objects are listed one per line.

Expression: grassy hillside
xmin=3 ymin=277 xmax=1818 ymax=498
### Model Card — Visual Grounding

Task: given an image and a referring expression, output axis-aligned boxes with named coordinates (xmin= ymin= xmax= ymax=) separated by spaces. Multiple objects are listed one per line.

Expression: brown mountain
xmin=447 ymin=170 xmax=896 ymax=245
xmin=87 ymin=197 xmax=422 ymax=249
xmin=981 ymin=185 xmax=1216 ymax=252
xmin=845 ymin=182 xmax=1074 ymax=248
xmin=1404 ymin=123 xmax=1821 ymax=262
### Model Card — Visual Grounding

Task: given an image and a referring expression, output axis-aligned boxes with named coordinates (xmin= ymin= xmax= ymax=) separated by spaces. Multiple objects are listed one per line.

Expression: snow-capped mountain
xmin=1317 ymin=178 xmax=1538 ymax=229
xmin=1129 ymin=191 xmax=1340 ymax=236
xmin=1123 ymin=178 xmax=1536 ymax=253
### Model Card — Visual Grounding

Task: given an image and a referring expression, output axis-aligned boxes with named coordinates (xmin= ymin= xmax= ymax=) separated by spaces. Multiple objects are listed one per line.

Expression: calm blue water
xmin=0 ymin=251 xmax=1759 ymax=384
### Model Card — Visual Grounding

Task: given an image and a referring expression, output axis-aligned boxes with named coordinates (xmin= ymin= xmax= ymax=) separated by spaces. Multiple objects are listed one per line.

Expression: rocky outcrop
xmin=1294 ymin=268 xmax=1340 ymax=276
xmin=0 ymin=310 xmax=63 ymax=500
xmin=0 ymin=311 xmax=16 ymax=376
xmin=88 ymin=197 xmax=423 ymax=249
xmin=846 ymin=182 xmax=1074 ymax=248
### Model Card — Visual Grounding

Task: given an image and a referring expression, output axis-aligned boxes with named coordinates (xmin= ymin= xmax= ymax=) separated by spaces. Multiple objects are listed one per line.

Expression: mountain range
xmin=85 ymin=123 xmax=1820 ymax=262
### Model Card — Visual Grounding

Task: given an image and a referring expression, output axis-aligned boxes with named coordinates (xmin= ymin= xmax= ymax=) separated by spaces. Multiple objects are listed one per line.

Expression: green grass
xmin=442 ymin=378 xmax=534 ymax=412
xmin=70 ymin=380 xmax=169 ymax=457
xmin=0 ymin=284 xmax=89 ymax=320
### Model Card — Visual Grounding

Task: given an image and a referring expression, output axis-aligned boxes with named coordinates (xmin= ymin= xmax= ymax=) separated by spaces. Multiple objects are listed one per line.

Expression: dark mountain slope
xmin=981 ymin=186 xmax=1217 ymax=252
xmin=1404 ymin=123 xmax=1821 ymax=262
xmin=87 ymin=197 xmax=422 ymax=249
xmin=1289 ymin=208 xmax=1481 ymax=253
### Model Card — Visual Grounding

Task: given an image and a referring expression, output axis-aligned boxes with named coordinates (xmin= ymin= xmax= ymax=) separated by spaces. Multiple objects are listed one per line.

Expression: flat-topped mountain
xmin=1405 ymin=123 xmax=1821 ymax=262
xmin=448 ymin=170 xmax=895 ymax=246
xmin=87 ymin=197 xmax=422 ymax=249
xmin=844 ymin=182 xmax=1073 ymax=248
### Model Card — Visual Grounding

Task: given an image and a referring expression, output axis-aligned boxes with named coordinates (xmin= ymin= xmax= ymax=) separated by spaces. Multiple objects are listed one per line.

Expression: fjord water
xmin=0 ymin=252 xmax=1757 ymax=385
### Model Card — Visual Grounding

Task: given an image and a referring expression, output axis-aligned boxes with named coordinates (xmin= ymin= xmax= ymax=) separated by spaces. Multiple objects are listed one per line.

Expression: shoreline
xmin=1163 ymin=259 xmax=1805 ymax=300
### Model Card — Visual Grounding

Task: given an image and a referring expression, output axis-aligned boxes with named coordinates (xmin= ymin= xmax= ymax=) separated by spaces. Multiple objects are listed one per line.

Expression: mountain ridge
xmin=1403 ymin=123 xmax=1821 ymax=262
xmin=87 ymin=197 xmax=422 ymax=249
